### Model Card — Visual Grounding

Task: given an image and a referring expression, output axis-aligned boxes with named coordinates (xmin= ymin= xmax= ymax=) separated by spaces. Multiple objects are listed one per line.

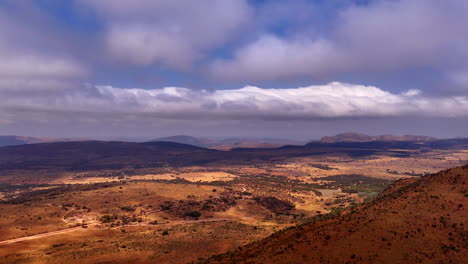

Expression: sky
xmin=0 ymin=0 xmax=467 ymax=140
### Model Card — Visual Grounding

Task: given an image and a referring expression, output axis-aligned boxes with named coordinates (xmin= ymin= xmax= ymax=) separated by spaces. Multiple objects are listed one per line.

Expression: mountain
xmin=320 ymin=132 xmax=375 ymax=143
xmin=150 ymin=135 xmax=304 ymax=150
xmin=0 ymin=135 xmax=87 ymax=147
xmin=204 ymin=165 xmax=468 ymax=264
xmin=150 ymin=135 xmax=215 ymax=147
xmin=208 ymin=137 xmax=303 ymax=150
xmin=210 ymin=142 xmax=284 ymax=150
xmin=320 ymin=133 xmax=437 ymax=143
xmin=0 ymin=141 xmax=216 ymax=174
xmin=0 ymin=136 xmax=25 ymax=147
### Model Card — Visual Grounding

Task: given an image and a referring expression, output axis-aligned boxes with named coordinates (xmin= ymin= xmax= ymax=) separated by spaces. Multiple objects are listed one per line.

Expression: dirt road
xmin=0 ymin=218 xmax=232 ymax=246
xmin=0 ymin=224 xmax=97 ymax=246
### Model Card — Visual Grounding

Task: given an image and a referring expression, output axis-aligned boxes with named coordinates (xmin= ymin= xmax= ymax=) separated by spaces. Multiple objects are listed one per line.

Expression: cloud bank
xmin=210 ymin=0 xmax=468 ymax=81
xmin=2 ymin=82 xmax=467 ymax=123
xmin=0 ymin=0 xmax=466 ymax=137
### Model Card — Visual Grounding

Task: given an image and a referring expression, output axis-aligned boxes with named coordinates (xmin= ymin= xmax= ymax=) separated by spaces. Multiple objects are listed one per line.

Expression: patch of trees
xmin=120 ymin=206 xmax=135 ymax=212
xmin=254 ymin=196 xmax=295 ymax=214
xmin=1 ymin=182 xmax=123 ymax=204
xmin=99 ymin=214 xmax=115 ymax=223
xmin=160 ymin=196 xmax=237 ymax=219
xmin=184 ymin=211 xmax=201 ymax=218
xmin=386 ymin=169 xmax=429 ymax=177
xmin=318 ymin=174 xmax=392 ymax=185
xmin=308 ymin=164 xmax=337 ymax=171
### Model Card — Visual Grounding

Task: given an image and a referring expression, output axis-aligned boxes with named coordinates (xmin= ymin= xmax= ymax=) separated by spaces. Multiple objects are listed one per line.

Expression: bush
xmin=120 ymin=206 xmax=135 ymax=212
xmin=99 ymin=215 xmax=113 ymax=223
xmin=184 ymin=211 xmax=201 ymax=218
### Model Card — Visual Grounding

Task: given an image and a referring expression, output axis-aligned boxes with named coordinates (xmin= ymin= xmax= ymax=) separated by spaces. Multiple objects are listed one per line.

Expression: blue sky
xmin=0 ymin=0 xmax=467 ymax=139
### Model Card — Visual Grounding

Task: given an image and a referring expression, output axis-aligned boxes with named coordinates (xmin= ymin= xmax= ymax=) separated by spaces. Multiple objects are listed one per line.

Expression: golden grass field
xmin=52 ymin=171 xmax=237 ymax=185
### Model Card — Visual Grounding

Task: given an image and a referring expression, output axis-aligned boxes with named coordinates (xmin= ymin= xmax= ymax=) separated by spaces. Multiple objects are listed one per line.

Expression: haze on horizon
xmin=0 ymin=0 xmax=467 ymax=139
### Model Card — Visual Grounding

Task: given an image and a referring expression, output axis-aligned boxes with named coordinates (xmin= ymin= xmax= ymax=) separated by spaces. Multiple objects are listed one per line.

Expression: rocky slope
xmin=205 ymin=165 xmax=468 ymax=264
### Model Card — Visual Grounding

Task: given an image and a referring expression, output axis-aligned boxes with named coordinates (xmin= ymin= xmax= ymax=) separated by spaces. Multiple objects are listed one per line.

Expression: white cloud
xmin=78 ymin=0 xmax=252 ymax=69
xmin=0 ymin=48 xmax=86 ymax=92
xmin=0 ymin=54 xmax=86 ymax=80
xmin=401 ymin=89 xmax=421 ymax=97
xmin=210 ymin=35 xmax=349 ymax=81
xmin=210 ymin=0 xmax=468 ymax=81
xmin=3 ymin=82 xmax=467 ymax=120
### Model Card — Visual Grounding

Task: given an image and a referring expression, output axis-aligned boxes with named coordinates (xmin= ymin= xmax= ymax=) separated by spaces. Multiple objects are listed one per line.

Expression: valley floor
xmin=0 ymin=149 xmax=466 ymax=263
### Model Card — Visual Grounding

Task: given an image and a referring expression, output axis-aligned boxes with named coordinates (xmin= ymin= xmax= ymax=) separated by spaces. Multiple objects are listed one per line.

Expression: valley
xmin=0 ymin=136 xmax=466 ymax=263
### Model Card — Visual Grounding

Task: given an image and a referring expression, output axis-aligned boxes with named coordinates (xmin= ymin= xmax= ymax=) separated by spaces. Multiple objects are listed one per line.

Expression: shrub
xmin=120 ymin=206 xmax=135 ymax=212
xmin=184 ymin=211 xmax=201 ymax=218
xmin=99 ymin=215 xmax=113 ymax=223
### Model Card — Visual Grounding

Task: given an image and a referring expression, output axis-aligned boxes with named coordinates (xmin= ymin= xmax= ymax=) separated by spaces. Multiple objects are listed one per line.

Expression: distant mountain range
xmin=0 ymin=133 xmax=460 ymax=150
xmin=150 ymin=135 xmax=305 ymax=150
xmin=0 ymin=137 xmax=467 ymax=181
xmin=320 ymin=132 xmax=437 ymax=143
xmin=0 ymin=135 xmax=88 ymax=147
xmin=0 ymin=134 xmax=304 ymax=149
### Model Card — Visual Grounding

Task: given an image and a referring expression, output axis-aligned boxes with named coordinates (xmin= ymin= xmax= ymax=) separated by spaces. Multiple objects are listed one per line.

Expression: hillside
xmin=205 ymin=165 xmax=468 ymax=264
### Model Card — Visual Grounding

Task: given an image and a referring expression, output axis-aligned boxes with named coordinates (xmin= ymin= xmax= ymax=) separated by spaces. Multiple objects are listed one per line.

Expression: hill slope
xmin=206 ymin=165 xmax=468 ymax=264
